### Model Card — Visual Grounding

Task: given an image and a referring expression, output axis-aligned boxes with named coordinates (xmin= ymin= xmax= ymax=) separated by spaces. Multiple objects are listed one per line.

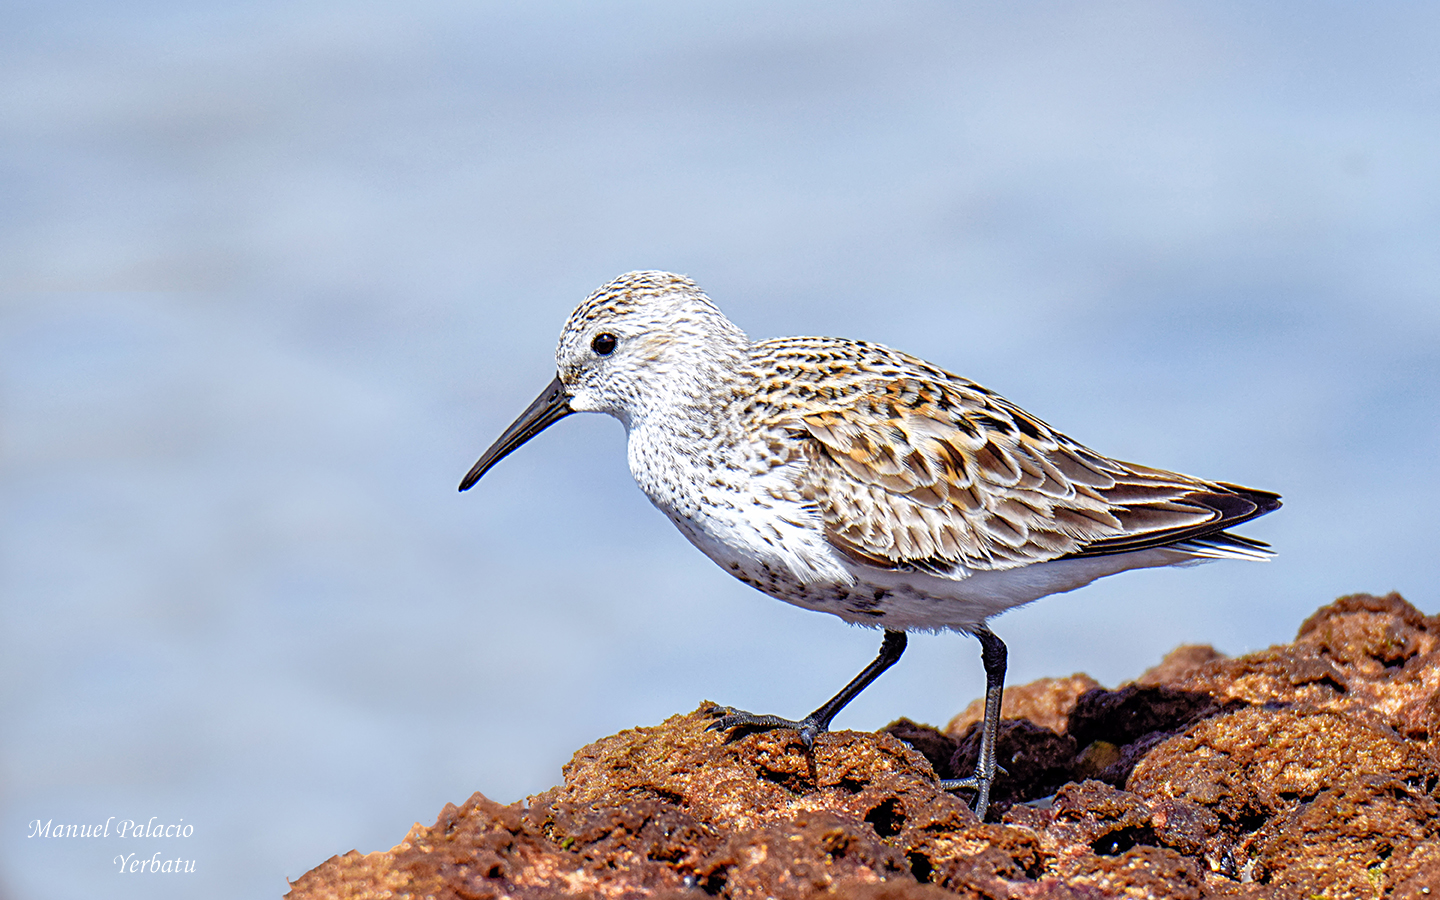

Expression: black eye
xmin=591 ymin=332 xmax=617 ymax=355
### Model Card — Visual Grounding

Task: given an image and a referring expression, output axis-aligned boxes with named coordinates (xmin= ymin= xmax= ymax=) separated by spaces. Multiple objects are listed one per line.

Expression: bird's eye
xmin=591 ymin=332 xmax=617 ymax=355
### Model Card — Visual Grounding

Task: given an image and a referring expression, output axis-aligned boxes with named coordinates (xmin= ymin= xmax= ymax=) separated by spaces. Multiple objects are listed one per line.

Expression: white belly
xmin=626 ymin=423 xmax=1205 ymax=634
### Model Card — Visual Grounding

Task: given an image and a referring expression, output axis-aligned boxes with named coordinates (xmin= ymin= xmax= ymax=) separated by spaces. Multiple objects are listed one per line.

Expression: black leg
xmin=940 ymin=626 xmax=1008 ymax=820
xmin=708 ymin=629 xmax=907 ymax=747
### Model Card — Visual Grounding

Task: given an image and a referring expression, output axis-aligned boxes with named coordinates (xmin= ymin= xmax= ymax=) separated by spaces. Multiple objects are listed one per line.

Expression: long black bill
xmin=459 ymin=374 xmax=574 ymax=491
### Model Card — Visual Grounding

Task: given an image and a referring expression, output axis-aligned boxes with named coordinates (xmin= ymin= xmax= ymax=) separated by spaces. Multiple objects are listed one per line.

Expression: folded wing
xmin=790 ymin=373 xmax=1279 ymax=574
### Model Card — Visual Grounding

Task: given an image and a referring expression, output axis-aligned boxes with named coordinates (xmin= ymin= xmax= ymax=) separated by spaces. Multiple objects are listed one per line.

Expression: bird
xmin=459 ymin=270 xmax=1280 ymax=819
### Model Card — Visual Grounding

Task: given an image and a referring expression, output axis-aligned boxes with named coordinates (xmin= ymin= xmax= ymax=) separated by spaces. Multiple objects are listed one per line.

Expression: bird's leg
xmin=707 ymin=629 xmax=907 ymax=748
xmin=940 ymin=626 xmax=1007 ymax=820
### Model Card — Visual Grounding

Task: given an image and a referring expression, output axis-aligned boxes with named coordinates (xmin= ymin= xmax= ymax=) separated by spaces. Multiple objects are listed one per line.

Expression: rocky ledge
xmin=286 ymin=593 xmax=1440 ymax=899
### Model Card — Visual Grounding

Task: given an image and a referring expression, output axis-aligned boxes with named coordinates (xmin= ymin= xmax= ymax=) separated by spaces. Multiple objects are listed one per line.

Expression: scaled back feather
xmin=745 ymin=338 xmax=1279 ymax=574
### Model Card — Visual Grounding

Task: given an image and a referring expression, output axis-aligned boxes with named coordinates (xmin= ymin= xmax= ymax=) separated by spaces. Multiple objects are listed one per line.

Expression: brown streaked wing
xmin=791 ymin=373 xmax=1263 ymax=572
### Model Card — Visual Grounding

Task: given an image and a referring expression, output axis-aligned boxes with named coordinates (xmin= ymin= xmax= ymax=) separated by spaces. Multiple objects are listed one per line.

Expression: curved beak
xmin=459 ymin=374 xmax=574 ymax=491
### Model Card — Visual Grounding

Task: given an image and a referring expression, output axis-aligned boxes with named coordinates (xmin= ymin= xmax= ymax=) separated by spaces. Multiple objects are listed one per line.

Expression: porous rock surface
xmin=286 ymin=593 xmax=1440 ymax=899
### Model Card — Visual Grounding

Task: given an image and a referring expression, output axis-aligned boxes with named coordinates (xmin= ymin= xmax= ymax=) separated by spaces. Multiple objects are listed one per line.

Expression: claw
xmin=703 ymin=705 xmax=743 ymax=731
xmin=797 ymin=722 xmax=819 ymax=750
xmin=701 ymin=706 xmax=821 ymax=745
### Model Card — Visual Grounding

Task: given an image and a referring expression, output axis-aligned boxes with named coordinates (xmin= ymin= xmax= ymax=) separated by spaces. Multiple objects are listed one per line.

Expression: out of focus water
xmin=2 ymin=2 xmax=1437 ymax=897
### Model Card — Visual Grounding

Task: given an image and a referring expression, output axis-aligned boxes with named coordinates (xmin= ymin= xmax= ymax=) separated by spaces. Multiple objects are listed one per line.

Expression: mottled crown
xmin=556 ymin=271 xmax=747 ymax=368
xmin=569 ymin=271 xmax=710 ymax=326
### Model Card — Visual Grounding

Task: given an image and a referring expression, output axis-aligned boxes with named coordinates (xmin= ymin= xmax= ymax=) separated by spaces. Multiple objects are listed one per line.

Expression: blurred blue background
xmin=2 ymin=1 xmax=1437 ymax=896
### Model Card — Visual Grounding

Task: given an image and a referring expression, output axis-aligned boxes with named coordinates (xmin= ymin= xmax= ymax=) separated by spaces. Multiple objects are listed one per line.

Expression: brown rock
xmin=1127 ymin=702 xmax=1440 ymax=891
xmin=1388 ymin=841 xmax=1440 ymax=900
xmin=1071 ymin=740 xmax=1122 ymax=781
xmin=541 ymin=707 xmax=957 ymax=836
xmin=286 ymin=791 xmax=705 ymax=899
xmin=1042 ymin=780 xmax=1153 ymax=863
xmin=881 ymin=718 xmax=960 ymax=780
xmin=288 ymin=593 xmax=1440 ymax=900
xmin=1252 ymin=776 xmax=1440 ymax=897
xmin=1067 ymin=685 xmax=1223 ymax=752
xmin=1170 ymin=592 xmax=1440 ymax=742
xmin=1064 ymin=845 xmax=1208 ymax=900
xmin=946 ymin=674 xmax=1101 ymax=737
xmin=1135 ymin=645 xmax=1227 ymax=687
xmin=286 ymin=847 xmax=410 ymax=898
xmin=950 ymin=719 xmax=1078 ymax=809
xmin=691 ymin=811 xmax=910 ymax=898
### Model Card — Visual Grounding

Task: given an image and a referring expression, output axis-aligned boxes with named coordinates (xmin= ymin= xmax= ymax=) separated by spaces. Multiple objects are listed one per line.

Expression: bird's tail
xmin=1173 ymin=531 xmax=1275 ymax=562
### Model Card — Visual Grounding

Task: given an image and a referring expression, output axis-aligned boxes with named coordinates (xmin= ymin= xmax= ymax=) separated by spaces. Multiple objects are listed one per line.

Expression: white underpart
xmin=624 ymin=418 xmax=1232 ymax=634
xmin=625 ymin=420 xmax=856 ymax=588
xmin=825 ymin=548 xmax=1209 ymax=632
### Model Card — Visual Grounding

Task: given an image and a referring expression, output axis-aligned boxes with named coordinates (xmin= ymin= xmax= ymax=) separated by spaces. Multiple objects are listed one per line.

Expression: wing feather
xmin=775 ymin=362 xmax=1279 ymax=573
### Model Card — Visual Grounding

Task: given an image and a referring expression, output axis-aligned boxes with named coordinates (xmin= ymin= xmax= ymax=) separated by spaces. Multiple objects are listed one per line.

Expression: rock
xmin=951 ymin=719 xmax=1079 ymax=808
xmin=286 ymin=593 xmax=1440 ymax=899
xmin=1135 ymin=645 xmax=1227 ymax=687
xmin=945 ymin=674 xmax=1101 ymax=737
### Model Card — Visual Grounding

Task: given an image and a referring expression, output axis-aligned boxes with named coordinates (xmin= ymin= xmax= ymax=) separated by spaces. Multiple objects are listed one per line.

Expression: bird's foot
xmin=939 ymin=762 xmax=1006 ymax=820
xmin=704 ymin=705 xmax=825 ymax=748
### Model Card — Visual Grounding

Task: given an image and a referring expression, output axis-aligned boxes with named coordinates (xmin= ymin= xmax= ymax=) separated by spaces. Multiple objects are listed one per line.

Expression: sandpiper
xmin=460 ymin=271 xmax=1279 ymax=818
